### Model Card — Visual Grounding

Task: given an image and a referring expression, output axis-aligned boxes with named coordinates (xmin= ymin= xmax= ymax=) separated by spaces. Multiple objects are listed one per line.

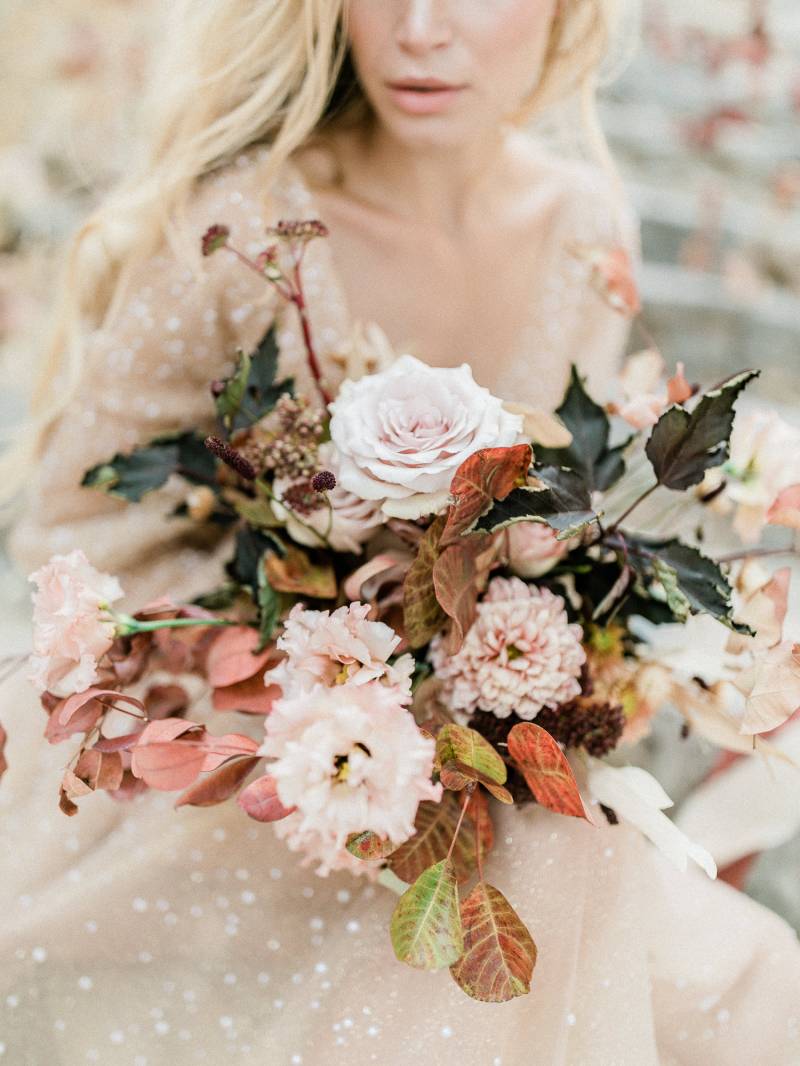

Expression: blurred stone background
xmin=1 ymin=1 xmax=799 ymax=922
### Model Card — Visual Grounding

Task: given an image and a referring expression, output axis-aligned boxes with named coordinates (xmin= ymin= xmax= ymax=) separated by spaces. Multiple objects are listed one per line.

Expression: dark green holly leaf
xmin=82 ymin=443 xmax=178 ymax=502
xmin=82 ymin=431 xmax=216 ymax=502
xmin=476 ymin=465 xmax=599 ymax=540
xmin=215 ymin=327 xmax=290 ymax=432
xmin=256 ymin=561 xmax=282 ymax=651
xmin=645 ymin=370 xmax=759 ymax=491
xmin=534 ymin=366 xmax=630 ymax=492
xmin=192 ymin=583 xmax=242 ymax=610
xmin=226 ymin=527 xmax=278 ymax=590
xmin=626 ymin=537 xmax=751 ymax=633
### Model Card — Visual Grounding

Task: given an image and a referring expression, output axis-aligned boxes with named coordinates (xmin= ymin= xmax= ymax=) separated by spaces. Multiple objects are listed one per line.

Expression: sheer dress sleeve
xmin=8 ymin=150 xmax=288 ymax=606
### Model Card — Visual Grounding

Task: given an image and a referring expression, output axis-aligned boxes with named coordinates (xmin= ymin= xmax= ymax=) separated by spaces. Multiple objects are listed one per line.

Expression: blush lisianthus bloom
xmin=506 ymin=522 xmax=569 ymax=579
xmin=430 ymin=576 xmax=586 ymax=721
xmin=28 ymin=550 xmax=124 ymax=697
xmin=260 ymin=681 xmax=441 ymax=871
xmin=265 ymin=602 xmax=414 ymax=697
xmin=328 ymin=354 xmax=523 ymax=520
xmin=272 ymin=815 xmax=380 ymax=879
xmin=272 ymin=441 xmax=385 ymax=554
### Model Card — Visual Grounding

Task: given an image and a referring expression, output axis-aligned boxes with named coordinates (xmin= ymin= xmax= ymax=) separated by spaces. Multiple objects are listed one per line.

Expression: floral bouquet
xmin=13 ymin=220 xmax=800 ymax=1004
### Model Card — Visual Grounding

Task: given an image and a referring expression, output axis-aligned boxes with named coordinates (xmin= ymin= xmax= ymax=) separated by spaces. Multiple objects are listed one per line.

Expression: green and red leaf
xmin=388 ymin=792 xmax=478 ymax=884
xmin=436 ymin=723 xmax=507 ymax=785
xmin=403 ymin=515 xmax=448 ymax=649
xmin=346 ymin=830 xmax=399 ymax=862
xmin=390 ymin=859 xmax=464 ymax=971
xmin=264 ymin=544 xmax=336 ymax=599
xmin=507 ymin=723 xmax=591 ymax=821
xmin=441 ymin=445 xmax=532 ymax=546
xmin=433 ymin=534 xmax=497 ymax=653
xmin=450 ymin=881 xmax=537 ymax=1002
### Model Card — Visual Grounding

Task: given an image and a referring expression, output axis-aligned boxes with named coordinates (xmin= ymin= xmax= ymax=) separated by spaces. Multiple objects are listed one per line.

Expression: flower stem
xmin=608 ymin=481 xmax=659 ymax=534
xmin=112 ymin=615 xmax=236 ymax=637
xmin=715 ymin=545 xmax=799 ymax=565
xmin=446 ymin=786 xmax=474 ymax=864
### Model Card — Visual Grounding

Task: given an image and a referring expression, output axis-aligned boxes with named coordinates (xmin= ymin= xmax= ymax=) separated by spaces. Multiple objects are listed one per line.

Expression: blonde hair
xmin=2 ymin=0 xmax=633 ymax=506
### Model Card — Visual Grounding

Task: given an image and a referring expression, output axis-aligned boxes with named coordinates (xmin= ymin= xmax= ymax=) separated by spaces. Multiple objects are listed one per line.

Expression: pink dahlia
xmin=265 ymin=601 xmax=413 ymax=698
xmin=430 ymin=576 xmax=585 ymax=721
xmin=260 ymin=681 xmax=441 ymax=863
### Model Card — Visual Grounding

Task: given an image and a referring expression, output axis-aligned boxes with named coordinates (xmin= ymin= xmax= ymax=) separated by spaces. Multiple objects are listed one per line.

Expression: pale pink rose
xmin=260 ymin=682 xmax=441 ymax=864
xmin=767 ymin=484 xmax=800 ymax=532
xmin=28 ymin=550 xmax=124 ymax=697
xmin=706 ymin=409 xmax=800 ymax=543
xmin=506 ymin=522 xmax=568 ymax=579
xmin=329 ymin=354 xmax=523 ymax=520
xmin=272 ymin=441 xmax=385 ymax=554
xmin=430 ymin=576 xmax=585 ymax=721
xmin=265 ymin=602 xmax=414 ymax=697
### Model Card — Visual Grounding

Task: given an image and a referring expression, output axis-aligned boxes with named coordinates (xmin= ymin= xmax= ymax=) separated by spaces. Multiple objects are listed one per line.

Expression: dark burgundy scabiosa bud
xmin=311 ymin=470 xmax=337 ymax=493
xmin=535 ymin=697 xmax=626 ymax=758
xmin=204 ymin=435 xmax=257 ymax=481
xmin=201 ymin=224 xmax=231 ymax=257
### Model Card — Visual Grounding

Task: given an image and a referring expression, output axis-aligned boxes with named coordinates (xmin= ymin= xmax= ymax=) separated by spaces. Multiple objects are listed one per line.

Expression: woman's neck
xmin=322 ymin=121 xmax=519 ymax=232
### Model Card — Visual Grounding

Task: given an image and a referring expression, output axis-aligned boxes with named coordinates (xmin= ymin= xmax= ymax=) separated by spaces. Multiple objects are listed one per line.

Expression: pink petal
xmin=767 ymin=485 xmax=800 ymax=530
xmin=741 ymin=641 xmax=800 ymax=734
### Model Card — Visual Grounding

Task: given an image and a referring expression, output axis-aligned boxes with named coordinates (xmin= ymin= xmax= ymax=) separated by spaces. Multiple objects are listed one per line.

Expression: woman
xmin=1 ymin=2 xmax=799 ymax=1063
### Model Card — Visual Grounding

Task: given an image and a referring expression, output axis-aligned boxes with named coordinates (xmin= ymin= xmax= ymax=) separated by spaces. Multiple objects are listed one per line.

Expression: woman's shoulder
xmin=509 ymin=131 xmax=637 ymax=249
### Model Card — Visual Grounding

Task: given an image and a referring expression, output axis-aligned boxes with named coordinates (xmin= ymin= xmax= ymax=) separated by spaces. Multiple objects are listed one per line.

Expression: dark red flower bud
xmin=311 ymin=470 xmax=337 ymax=493
xmin=201 ymin=224 xmax=230 ymax=257
xmin=204 ymin=435 xmax=257 ymax=480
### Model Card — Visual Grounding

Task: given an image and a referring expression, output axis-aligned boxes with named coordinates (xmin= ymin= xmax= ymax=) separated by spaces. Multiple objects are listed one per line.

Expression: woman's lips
xmin=385 ymin=81 xmax=467 ymax=116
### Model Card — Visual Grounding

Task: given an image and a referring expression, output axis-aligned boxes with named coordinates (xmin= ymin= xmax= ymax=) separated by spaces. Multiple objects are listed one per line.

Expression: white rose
xmin=273 ymin=442 xmax=385 ymax=554
xmin=328 ymin=355 xmax=524 ymax=520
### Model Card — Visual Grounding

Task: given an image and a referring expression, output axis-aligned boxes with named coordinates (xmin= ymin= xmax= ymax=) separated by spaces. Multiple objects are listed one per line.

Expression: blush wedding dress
xmin=2 ymin=146 xmax=799 ymax=1066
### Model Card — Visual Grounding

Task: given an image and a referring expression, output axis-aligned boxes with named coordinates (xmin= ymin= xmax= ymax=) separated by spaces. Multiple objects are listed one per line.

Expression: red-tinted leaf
xmin=264 ymin=545 xmax=337 ymax=599
xmin=388 ymin=792 xmax=477 ymax=884
xmin=75 ymin=748 xmax=125 ymax=792
xmin=176 ymin=756 xmax=260 ymax=808
xmin=206 ymin=626 xmax=274 ymax=688
xmin=212 ymin=674 xmax=281 ymax=715
xmin=442 ymin=445 xmax=533 ymax=546
xmin=450 ymin=881 xmax=537 ymax=1002
xmin=0 ymin=722 xmax=7 ymax=780
xmin=507 ymin=723 xmax=591 ymax=821
xmin=346 ymin=830 xmax=399 ymax=861
xmin=145 ymin=683 xmax=190 ymax=720
xmin=93 ymin=731 xmax=142 ymax=753
xmin=137 ymin=717 xmax=198 ymax=744
xmin=131 ymin=742 xmax=209 ymax=792
xmin=200 ymin=733 xmax=260 ymax=772
xmin=59 ymin=688 xmax=144 ymax=726
xmin=237 ymin=774 xmax=296 ymax=822
xmin=403 ymin=515 xmax=447 ymax=649
xmin=464 ymin=789 xmax=494 ymax=866
xmin=433 ymin=535 xmax=496 ymax=653
xmin=45 ymin=697 xmax=104 ymax=744
xmin=439 ymin=762 xmax=513 ymax=804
